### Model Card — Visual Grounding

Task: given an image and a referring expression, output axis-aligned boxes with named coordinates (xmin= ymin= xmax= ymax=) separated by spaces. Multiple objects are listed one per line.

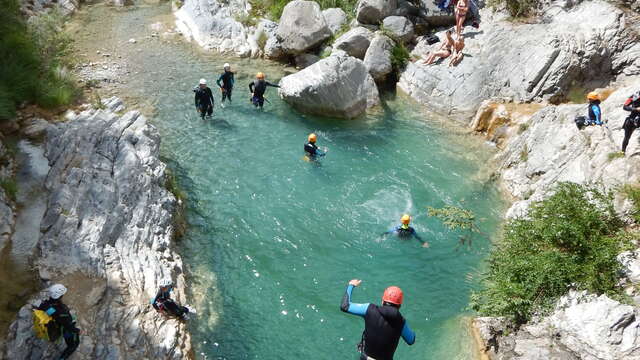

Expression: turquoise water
xmin=71 ymin=4 xmax=504 ymax=359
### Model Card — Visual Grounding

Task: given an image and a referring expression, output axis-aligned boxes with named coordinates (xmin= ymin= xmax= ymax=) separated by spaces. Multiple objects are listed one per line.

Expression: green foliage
xmin=518 ymin=123 xmax=529 ymax=134
xmin=165 ymin=168 xmax=187 ymax=240
xmin=488 ymin=0 xmax=540 ymax=17
xmin=235 ymin=13 xmax=258 ymax=27
xmin=608 ymin=151 xmax=625 ymax=161
xmin=622 ymin=184 xmax=640 ymax=223
xmin=390 ymin=42 xmax=411 ymax=71
xmin=249 ymin=0 xmax=357 ymax=21
xmin=471 ymin=183 xmax=629 ymax=324
xmin=519 ymin=144 xmax=528 ymax=162
xmin=0 ymin=0 xmax=79 ymax=120
xmin=0 ymin=179 xmax=17 ymax=202
xmin=428 ymin=205 xmax=484 ymax=248
xmin=257 ymin=31 xmax=269 ymax=50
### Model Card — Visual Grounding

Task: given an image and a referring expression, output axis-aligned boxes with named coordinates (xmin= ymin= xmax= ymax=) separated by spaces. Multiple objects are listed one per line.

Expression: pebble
xmin=128 ymin=38 xmax=137 ymax=43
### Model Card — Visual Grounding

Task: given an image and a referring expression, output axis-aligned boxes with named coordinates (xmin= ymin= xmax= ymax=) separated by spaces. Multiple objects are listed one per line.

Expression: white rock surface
xmin=381 ymin=15 xmax=414 ymax=43
xmin=276 ymin=0 xmax=332 ymax=55
xmin=364 ymin=33 xmax=395 ymax=82
xmin=333 ymin=26 xmax=374 ymax=59
xmin=2 ymin=102 xmax=191 ymax=359
xmin=356 ymin=0 xmax=398 ymax=25
xmin=322 ymin=8 xmax=347 ymax=35
xmin=279 ymin=52 xmax=379 ymax=118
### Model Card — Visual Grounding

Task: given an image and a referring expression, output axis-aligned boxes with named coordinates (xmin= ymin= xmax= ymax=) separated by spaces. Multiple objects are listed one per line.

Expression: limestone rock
xmin=295 ymin=53 xmax=320 ymax=69
xmin=276 ymin=0 xmax=332 ymax=55
xmin=381 ymin=15 xmax=414 ymax=43
xmin=322 ymin=8 xmax=347 ymax=35
xmin=363 ymin=33 xmax=395 ymax=82
xmin=399 ymin=1 xmax=640 ymax=121
xmin=333 ymin=27 xmax=374 ymax=59
xmin=279 ymin=52 xmax=379 ymax=118
xmin=21 ymin=118 xmax=50 ymax=141
xmin=3 ymin=102 xmax=192 ymax=359
xmin=356 ymin=0 xmax=398 ymax=25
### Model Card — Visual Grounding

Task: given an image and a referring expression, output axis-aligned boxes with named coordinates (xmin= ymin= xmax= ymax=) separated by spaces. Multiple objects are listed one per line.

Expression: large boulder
xmin=279 ymin=52 xmax=379 ymax=118
xmin=364 ymin=33 xmax=395 ymax=82
xmin=356 ymin=0 xmax=398 ymax=25
xmin=277 ymin=0 xmax=332 ymax=55
xmin=322 ymin=8 xmax=348 ymax=35
xmin=382 ymin=15 xmax=414 ymax=43
xmin=175 ymin=0 xmax=250 ymax=54
xmin=398 ymin=0 xmax=640 ymax=121
xmin=333 ymin=27 xmax=374 ymax=59
xmin=295 ymin=53 xmax=320 ymax=69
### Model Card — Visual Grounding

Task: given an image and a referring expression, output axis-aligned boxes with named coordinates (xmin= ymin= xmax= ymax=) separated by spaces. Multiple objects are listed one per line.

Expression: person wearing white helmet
xmin=216 ymin=63 xmax=235 ymax=107
xmin=151 ymin=278 xmax=195 ymax=319
xmin=37 ymin=284 xmax=80 ymax=359
xmin=194 ymin=78 xmax=214 ymax=119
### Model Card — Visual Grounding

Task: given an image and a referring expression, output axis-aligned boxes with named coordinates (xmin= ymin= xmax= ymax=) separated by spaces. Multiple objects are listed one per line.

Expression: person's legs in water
xmin=225 ymin=87 xmax=233 ymax=103
xmin=59 ymin=331 xmax=80 ymax=360
xmin=252 ymin=96 xmax=264 ymax=109
xmin=622 ymin=117 xmax=636 ymax=153
xmin=206 ymin=105 xmax=213 ymax=117
xmin=198 ymin=104 xmax=207 ymax=119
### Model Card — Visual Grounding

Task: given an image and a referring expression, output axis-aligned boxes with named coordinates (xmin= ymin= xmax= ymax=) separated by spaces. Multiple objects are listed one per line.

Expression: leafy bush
xmin=0 ymin=179 xmax=17 ymax=202
xmin=471 ymin=183 xmax=629 ymax=324
xmin=428 ymin=205 xmax=484 ymax=247
xmin=608 ymin=151 xmax=625 ymax=161
xmin=488 ymin=0 xmax=540 ymax=17
xmin=390 ymin=42 xmax=410 ymax=71
xmin=0 ymin=0 xmax=78 ymax=120
xmin=622 ymin=184 xmax=640 ymax=223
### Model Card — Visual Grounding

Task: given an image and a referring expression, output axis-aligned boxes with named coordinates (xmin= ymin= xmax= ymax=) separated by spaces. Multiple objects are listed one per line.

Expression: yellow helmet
xmin=256 ymin=72 xmax=265 ymax=79
xmin=308 ymin=133 xmax=317 ymax=143
xmin=587 ymin=91 xmax=599 ymax=101
xmin=401 ymin=214 xmax=411 ymax=225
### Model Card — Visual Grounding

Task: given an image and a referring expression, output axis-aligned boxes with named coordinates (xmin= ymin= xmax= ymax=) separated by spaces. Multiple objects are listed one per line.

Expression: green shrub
xmin=622 ymin=184 xmax=640 ymax=223
xmin=608 ymin=151 xmax=625 ymax=161
xmin=0 ymin=179 xmax=17 ymax=202
xmin=390 ymin=42 xmax=410 ymax=71
xmin=471 ymin=183 xmax=629 ymax=324
xmin=257 ymin=31 xmax=269 ymax=50
xmin=488 ymin=0 xmax=540 ymax=17
xmin=518 ymin=123 xmax=529 ymax=134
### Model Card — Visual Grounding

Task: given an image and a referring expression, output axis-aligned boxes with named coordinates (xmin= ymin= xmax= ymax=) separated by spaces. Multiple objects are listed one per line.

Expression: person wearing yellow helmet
xmin=383 ymin=214 xmax=429 ymax=247
xmin=249 ymin=72 xmax=280 ymax=109
xmin=304 ymin=133 xmax=326 ymax=158
xmin=586 ymin=91 xmax=603 ymax=126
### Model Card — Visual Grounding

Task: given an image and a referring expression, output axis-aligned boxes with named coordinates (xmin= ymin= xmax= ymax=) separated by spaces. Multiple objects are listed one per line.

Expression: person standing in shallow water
xmin=249 ymin=72 xmax=279 ymax=109
xmin=622 ymin=90 xmax=640 ymax=153
xmin=37 ymin=284 xmax=80 ymax=360
xmin=340 ymin=279 xmax=416 ymax=360
xmin=216 ymin=63 xmax=235 ymax=107
xmin=194 ymin=78 xmax=214 ymax=119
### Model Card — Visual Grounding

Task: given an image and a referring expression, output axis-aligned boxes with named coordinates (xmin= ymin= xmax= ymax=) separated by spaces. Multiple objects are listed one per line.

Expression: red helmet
xmin=382 ymin=286 xmax=404 ymax=305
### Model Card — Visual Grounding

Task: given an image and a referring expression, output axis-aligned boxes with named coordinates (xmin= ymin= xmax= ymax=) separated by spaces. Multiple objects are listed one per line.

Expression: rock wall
xmin=2 ymin=99 xmax=192 ymax=359
xmin=0 ymin=136 xmax=16 ymax=254
xmin=399 ymin=0 xmax=640 ymax=122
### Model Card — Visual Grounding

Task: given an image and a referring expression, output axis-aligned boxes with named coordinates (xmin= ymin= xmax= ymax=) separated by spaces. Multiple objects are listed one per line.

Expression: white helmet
xmin=159 ymin=279 xmax=173 ymax=287
xmin=223 ymin=63 xmax=230 ymax=70
xmin=49 ymin=284 xmax=67 ymax=299
xmin=199 ymin=78 xmax=207 ymax=85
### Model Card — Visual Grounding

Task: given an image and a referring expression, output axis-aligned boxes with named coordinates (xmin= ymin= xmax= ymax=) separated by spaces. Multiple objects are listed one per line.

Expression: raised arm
xmin=401 ymin=321 xmax=416 ymax=345
xmin=266 ymin=81 xmax=280 ymax=88
xmin=340 ymin=280 xmax=369 ymax=316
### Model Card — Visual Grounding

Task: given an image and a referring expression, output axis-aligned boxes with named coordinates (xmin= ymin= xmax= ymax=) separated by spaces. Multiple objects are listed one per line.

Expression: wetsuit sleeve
xmin=383 ymin=226 xmax=400 ymax=235
xmin=410 ymin=228 xmax=424 ymax=242
xmin=208 ymin=88 xmax=214 ymax=106
xmin=401 ymin=321 xmax=416 ymax=345
xmin=249 ymin=82 xmax=255 ymax=93
xmin=624 ymin=97 xmax=635 ymax=112
xmin=340 ymin=285 xmax=369 ymax=316
xmin=592 ymin=105 xmax=601 ymax=123
xmin=266 ymin=81 xmax=280 ymax=88
xmin=195 ymin=91 xmax=199 ymax=107
xmin=216 ymin=74 xmax=223 ymax=89
xmin=231 ymin=73 xmax=235 ymax=87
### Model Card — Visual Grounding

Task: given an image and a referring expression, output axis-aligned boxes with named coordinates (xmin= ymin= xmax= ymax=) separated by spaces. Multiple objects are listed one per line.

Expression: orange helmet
xmin=382 ymin=286 xmax=404 ymax=306
xmin=587 ymin=92 xmax=599 ymax=101
xmin=308 ymin=133 xmax=317 ymax=143
xmin=256 ymin=72 xmax=265 ymax=79
xmin=401 ymin=214 xmax=411 ymax=225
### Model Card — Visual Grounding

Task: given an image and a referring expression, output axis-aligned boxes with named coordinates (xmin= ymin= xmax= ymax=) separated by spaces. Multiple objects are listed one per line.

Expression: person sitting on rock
xmin=454 ymin=0 xmax=469 ymax=37
xmin=449 ymin=34 xmax=465 ymax=66
xmin=151 ymin=279 xmax=195 ymax=320
xmin=622 ymin=90 xmax=640 ymax=153
xmin=249 ymin=72 xmax=280 ymax=109
xmin=37 ymin=284 xmax=81 ymax=360
xmin=586 ymin=92 xmax=603 ymax=126
xmin=421 ymin=30 xmax=454 ymax=65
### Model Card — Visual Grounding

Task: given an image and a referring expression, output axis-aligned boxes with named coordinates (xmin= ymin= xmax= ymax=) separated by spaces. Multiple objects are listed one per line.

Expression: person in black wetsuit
xmin=622 ymin=90 xmax=640 ymax=153
xmin=216 ymin=63 xmax=235 ymax=106
xmin=304 ymin=133 xmax=326 ymax=158
xmin=37 ymin=284 xmax=80 ymax=360
xmin=383 ymin=214 xmax=429 ymax=247
xmin=151 ymin=279 xmax=195 ymax=319
xmin=340 ymin=279 xmax=416 ymax=360
xmin=194 ymin=78 xmax=214 ymax=119
xmin=249 ymin=72 xmax=279 ymax=109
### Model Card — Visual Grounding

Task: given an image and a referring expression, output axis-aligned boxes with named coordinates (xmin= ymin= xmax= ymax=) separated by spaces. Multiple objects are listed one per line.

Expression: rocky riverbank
xmin=2 ymin=99 xmax=192 ymax=359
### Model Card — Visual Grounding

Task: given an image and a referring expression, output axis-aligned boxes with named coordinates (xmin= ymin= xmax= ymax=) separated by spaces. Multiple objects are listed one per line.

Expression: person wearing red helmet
xmin=340 ymin=279 xmax=416 ymax=360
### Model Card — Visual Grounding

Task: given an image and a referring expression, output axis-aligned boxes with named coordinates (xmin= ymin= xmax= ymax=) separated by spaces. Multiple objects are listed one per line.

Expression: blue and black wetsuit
xmin=622 ymin=93 xmax=640 ymax=153
xmin=217 ymin=71 xmax=235 ymax=103
xmin=304 ymin=142 xmax=325 ymax=158
xmin=194 ymin=87 xmax=214 ymax=118
xmin=151 ymin=286 xmax=189 ymax=318
xmin=588 ymin=100 xmax=602 ymax=125
xmin=249 ymin=80 xmax=279 ymax=108
xmin=340 ymin=285 xmax=416 ymax=360
xmin=38 ymin=298 xmax=80 ymax=360
xmin=384 ymin=225 xmax=426 ymax=245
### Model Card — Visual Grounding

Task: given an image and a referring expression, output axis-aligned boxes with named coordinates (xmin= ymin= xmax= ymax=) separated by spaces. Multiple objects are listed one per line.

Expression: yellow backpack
xmin=32 ymin=308 xmax=61 ymax=341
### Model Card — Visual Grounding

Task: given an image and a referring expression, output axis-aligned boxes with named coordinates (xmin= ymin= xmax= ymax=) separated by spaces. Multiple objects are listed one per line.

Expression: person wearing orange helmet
xmin=304 ymin=133 xmax=326 ymax=158
xmin=249 ymin=72 xmax=280 ymax=109
xmin=586 ymin=92 xmax=603 ymax=126
xmin=340 ymin=279 xmax=416 ymax=360
xmin=383 ymin=214 xmax=429 ymax=247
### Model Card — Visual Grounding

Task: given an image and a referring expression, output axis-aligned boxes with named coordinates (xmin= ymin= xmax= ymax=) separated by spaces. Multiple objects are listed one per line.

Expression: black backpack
xmin=574 ymin=115 xmax=587 ymax=129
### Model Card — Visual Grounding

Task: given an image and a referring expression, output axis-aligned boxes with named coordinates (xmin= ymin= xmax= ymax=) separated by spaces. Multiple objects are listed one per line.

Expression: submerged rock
xmin=277 ymin=0 xmax=332 ymax=55
xmin=279 ymin=52 xmax=379 ymax=118
xmin=3 ymin=102 xmax=191 ymax=359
